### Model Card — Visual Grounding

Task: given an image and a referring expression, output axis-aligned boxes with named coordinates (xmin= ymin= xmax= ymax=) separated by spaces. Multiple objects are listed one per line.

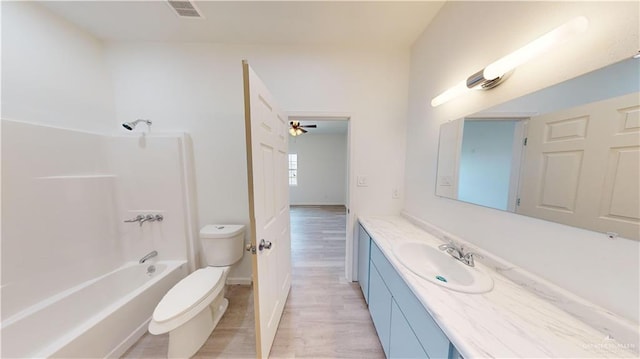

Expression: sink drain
xmin=435 ymin=275 xmax=447 ymax=283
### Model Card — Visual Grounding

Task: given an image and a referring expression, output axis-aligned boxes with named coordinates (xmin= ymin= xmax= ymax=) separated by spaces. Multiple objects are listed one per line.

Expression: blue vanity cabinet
xmin=358 ymin=224 xmax=372 ymax=303
xmin=368 ymin=262 xmax=392 ymax=357
xmin=368 ymin=238 xmax=454 ymax=359
xmin=389 ymin=299 xmax=429 ymax=359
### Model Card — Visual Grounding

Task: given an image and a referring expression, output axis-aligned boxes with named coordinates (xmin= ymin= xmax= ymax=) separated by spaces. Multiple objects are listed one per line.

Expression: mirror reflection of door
xmin=435 ymin=57 xmax=639 ymax=240
xmin=518 ymin=92 xmax=639 ymax=240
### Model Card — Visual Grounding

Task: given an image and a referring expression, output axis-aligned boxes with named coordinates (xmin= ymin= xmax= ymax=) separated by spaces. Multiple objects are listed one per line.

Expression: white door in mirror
xmin=518 ymin=92 xmax=640 ymax=240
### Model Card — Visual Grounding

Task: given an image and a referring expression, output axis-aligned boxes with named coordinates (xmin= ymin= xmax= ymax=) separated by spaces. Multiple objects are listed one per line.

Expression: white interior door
xmin=517 ymin=92 xmax=639 ymax=239
xmin=242 ymin=60 xmax=292 ymax=358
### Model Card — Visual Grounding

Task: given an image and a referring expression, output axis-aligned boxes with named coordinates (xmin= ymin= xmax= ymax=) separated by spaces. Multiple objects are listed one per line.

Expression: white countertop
xmin=358 ymin=216 xmax=637 ymax=358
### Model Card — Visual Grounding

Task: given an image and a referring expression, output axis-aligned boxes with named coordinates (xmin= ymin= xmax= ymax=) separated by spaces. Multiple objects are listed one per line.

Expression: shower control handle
xmin=124 ymin=213 xmax=165 ymax=226
xmin=124 ymin=215 xmax=145 ymax=224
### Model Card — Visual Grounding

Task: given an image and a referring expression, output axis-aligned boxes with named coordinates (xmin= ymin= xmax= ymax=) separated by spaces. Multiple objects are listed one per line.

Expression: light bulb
xmin=483 ymin=16 xmax=588 ymax=80
xmin=431 ymin=80 xmax=470 ymax=107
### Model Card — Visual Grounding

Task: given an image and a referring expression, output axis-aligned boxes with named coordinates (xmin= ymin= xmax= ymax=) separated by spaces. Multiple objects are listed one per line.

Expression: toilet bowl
xmin=149 ymin=225 xmax=245 ymax=358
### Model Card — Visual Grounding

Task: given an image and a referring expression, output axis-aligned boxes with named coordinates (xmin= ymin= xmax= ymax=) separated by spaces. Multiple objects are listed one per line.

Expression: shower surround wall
xmin=2 ymin=0 xmax=196 ymax=328
xmin=2 ymin=121 xmax=118 ymax=318
xmin=1 ymin=120 xmax=195 ymax=320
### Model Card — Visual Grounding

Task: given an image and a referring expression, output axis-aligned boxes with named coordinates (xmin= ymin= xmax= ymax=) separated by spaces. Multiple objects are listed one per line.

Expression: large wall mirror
xmin=436 ymin=57 xmax=640 ymax=240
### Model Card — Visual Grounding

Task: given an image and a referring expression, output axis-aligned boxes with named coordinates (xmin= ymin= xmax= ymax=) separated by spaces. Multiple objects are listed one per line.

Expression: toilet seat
xmin=149 ymin=266 xmax=226 ymax=335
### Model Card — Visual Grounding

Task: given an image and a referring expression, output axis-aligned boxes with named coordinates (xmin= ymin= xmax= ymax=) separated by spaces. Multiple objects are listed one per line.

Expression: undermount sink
xmin=393 ymin=241 xmax=494 ymax=294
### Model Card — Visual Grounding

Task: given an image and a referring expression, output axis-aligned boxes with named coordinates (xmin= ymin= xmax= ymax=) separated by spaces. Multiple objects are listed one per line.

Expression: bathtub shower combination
xmin=2 ymin=121 xmax=198 ymax=358
xmin=1 ymin=261 xmax=187 ymax=358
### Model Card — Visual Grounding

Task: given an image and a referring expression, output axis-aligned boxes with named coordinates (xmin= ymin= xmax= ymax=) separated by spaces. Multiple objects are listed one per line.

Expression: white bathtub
xmin=1 ymin=260 xmax=187 ymax=358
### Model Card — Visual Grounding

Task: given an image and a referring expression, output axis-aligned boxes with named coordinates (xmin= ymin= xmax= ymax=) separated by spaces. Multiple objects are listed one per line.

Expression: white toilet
xmin=149 ymin=224 xmax=245 ymax=358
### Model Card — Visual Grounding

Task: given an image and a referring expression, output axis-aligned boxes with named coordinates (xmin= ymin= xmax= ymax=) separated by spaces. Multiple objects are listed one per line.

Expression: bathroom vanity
xmin=357 ymin=216 xmax=637 ymax=358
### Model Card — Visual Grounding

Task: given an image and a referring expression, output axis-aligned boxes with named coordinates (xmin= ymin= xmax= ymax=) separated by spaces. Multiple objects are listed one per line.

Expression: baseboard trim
xmin=290 ymin=203 xmax=346 ymax=207
xmin=226 ymin=277 xmax=252 ymax=285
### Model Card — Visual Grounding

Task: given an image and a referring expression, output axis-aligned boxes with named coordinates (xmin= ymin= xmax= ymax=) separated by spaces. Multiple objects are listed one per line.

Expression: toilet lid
xmin=153 ymin=267 xmax=225 ymax=323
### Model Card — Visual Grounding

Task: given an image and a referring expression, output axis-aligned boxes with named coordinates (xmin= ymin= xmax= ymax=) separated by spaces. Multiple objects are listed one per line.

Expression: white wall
xmin=105 ymin=43 xmax=409 ymax=281
xmin=403 ymin=1 xmax=640 ymax=322
xmin=1 ymin=1 xmax=118 ymax=316
xmin=458 ymin=120 xmax=516 ymax=211
xmin=289 ymin=133 xmax=347 ymax=206
xmin=1 ymin=1 xmax=115 ymax=133
xmin=1 ymin=3 xmax=194 ymax=318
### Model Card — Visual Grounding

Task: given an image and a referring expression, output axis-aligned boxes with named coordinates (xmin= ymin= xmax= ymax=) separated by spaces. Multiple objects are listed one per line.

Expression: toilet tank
xmin=200 ymin=225 xmax=245 ymax=266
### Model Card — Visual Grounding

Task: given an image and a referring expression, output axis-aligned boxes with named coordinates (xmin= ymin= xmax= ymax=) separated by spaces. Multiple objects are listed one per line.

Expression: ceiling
xmin=294 ymin=120 xmax=348 ymax=135
xmin=39 ymin=1 xmax=445 ymax=49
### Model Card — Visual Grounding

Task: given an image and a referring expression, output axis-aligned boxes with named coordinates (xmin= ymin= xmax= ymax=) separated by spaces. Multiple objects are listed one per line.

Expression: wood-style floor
xmin=122 ymin=205 xmax=383 ymax=359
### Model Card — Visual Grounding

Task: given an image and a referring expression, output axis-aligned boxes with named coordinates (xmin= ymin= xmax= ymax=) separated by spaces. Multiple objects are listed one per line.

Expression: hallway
xmin=123 ymin=205 xmax=383 ymax=358
xmin=270 ymin=205 xmax=384 ymax=358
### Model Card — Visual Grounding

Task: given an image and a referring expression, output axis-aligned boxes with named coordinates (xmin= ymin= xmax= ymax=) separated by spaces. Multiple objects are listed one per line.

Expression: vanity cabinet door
xmin=390 ymin=299 xmax=429 ymax=359
xmin=358 ymin=224 xmax=371 ymax=303
xmin=371 ymin=241 xmax=452 ymax=359
xmin=368 ymin=263 xmax=392 ymax=357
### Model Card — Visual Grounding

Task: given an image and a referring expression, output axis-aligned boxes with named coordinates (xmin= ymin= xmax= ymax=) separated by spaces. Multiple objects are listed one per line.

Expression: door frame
xmin=286 ymin=111 xmax=355 ymax=281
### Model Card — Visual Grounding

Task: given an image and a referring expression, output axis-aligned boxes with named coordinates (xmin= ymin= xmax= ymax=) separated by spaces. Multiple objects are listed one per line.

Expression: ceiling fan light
xmin=296 ymin=128 xmax=303 ymax=135
xmin=289 ymin=128 xmax=296 ymax=136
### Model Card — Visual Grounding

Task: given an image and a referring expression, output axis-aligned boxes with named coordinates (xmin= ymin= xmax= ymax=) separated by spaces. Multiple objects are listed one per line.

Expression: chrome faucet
xmin=462 ymin=252 xmax=480 ymax=267
xmin=139 ymin=250 xmax=158 ymax=264
xmin=124 ymin=214 xmax=164 ymax=227
xmin=124 ymin=214 xmax=145 ymax=225
xmin=438 ymin=238 xmax=481 ymax=267
xmin=139 ymin=214 xmax=155 ymax=225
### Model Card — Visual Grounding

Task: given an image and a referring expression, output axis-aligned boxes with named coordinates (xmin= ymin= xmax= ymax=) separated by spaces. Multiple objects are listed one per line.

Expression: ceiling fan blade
xmin=301 ymin=128 xmax=308 ymax=133
xmin=301 ymin=124 xmax=317 ymax=128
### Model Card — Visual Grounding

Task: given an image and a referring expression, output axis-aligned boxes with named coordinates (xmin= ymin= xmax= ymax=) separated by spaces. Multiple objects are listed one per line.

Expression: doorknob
xmin=259 ymin=239 xmax=272 ymax=251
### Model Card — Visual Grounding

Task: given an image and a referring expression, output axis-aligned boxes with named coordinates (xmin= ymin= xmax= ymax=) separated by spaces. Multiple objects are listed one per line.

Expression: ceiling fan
xmin=289 ymin=121 xmax=317 ymax=136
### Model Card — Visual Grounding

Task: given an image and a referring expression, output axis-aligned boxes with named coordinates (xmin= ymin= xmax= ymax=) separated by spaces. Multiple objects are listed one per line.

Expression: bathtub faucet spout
xmin=139 ymin=250 xmax=158 ymax=264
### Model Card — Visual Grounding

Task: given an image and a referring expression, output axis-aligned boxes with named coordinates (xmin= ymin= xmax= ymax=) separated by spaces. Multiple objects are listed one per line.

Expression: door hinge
xmin=516 ymin=198 xmax=521 ymax=206
xmin=523 ymin=137 xmax=528 ymax=146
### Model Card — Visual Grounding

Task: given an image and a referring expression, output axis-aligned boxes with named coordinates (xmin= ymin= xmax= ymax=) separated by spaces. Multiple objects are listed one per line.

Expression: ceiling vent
xmin=167 ymin=1 xmax=203 ymax=18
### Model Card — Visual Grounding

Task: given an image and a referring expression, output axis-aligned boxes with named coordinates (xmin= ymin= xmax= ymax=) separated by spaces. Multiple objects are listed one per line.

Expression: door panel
xmin=538 ymin=151 xmax=583 ymax=212
xmin=243 ymin=60 xmax=291 ymax=358
xmin=518 ymin=92 xmax=639 ymax=239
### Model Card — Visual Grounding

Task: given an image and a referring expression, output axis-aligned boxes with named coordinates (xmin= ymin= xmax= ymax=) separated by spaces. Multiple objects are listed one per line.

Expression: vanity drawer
xmin=371 ymin=241 xmax=450 ymax=359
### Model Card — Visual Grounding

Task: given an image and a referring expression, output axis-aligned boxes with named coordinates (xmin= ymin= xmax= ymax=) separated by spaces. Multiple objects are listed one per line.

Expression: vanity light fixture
xmin=431 ymin=16 xmax=589 ymax=107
